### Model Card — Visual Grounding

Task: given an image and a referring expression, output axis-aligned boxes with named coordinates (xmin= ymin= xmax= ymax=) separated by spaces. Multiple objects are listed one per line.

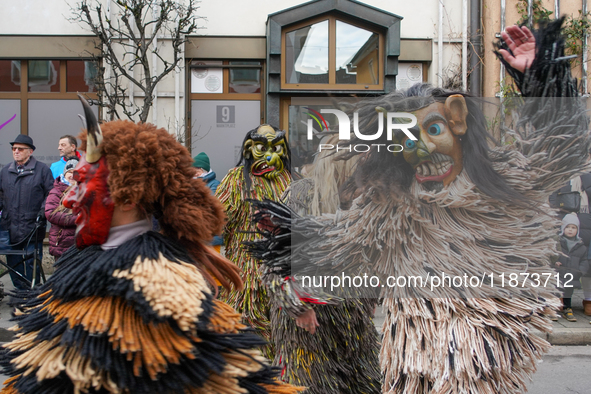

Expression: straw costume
xmin=244 ymin=141 xmax=381 ymax=393
xmin=252 ymin=20 xmax=590 ymax=393
xmin=290 ymin=133 xmax=367 ymax=216
xmin=247 ymin=200 xmax=381 ymax=393
xmin=216 ymin=125 xmax=291 ymax=358
xmin=0 ymin=99 xmax=302 ymax=394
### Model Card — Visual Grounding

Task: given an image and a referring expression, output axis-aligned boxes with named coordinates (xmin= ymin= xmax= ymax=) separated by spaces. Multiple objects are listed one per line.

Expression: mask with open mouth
xmin=414 ymin=152 xmax=454 ymax=182
xmin=242 ymin=124 xmax=289 ymax=180
xmin=399 ymin=96 xmax=468 ymax=187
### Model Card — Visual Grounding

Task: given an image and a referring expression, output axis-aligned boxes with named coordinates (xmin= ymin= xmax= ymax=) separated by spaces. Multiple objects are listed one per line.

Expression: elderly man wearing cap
xmin=0 ymin=134 xmax=53 ymax=289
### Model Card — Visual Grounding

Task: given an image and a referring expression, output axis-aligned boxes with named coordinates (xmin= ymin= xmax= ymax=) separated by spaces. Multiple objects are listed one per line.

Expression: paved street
xmin=0 ymin=274 xmax=589 ymax=391
xmin=526 ymin=346 xmax=591 ymax=394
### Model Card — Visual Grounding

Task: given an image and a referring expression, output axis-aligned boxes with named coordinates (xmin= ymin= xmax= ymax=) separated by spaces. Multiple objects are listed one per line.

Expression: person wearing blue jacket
xmin=193 ymin=152 xmax=222 ymax=248
xmin=49 ymin=135 xmax=81 ymax=179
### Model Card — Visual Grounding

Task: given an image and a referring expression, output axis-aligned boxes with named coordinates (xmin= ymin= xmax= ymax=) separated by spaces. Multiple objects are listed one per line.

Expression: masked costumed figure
xmin=252 ymin=20 xmax=590 ymax=393
xmin=216 ymin=125 xmax=291 ymax=357
xmin=0 ymin=98 xmax=302 ymax=394
xmin=245 ymin=136 xmax=381 ymax=393
xmin=288 ymin=132 xmax=362 ymax=215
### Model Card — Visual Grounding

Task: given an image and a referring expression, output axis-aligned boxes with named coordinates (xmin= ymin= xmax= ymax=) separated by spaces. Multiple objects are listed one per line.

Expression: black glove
xmin=36 ymin=209 xmax=46 ymax=224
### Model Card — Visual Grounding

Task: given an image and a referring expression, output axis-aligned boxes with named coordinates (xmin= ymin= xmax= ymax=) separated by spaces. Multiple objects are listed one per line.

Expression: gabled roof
xmin=267 ymin=0 xmax=402 ymax=56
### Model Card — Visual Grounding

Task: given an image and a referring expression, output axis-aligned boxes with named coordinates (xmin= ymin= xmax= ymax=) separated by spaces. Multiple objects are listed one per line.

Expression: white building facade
xmin=1 ymin=0 xmax=587 ymax=176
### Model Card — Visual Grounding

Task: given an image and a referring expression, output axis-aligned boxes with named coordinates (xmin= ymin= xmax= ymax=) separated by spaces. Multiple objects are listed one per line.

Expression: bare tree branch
xmin=69 ymin=0 xmax=202 ymax=123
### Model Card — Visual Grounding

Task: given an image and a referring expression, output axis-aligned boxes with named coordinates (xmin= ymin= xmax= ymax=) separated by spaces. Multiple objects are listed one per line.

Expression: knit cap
xmin=64 ymin=158 xmax=79 ymax=174
xmin=560 ymin=213 xmax=580 ymax=236
xmin=192 ymin=152 xmax=210 ymax=172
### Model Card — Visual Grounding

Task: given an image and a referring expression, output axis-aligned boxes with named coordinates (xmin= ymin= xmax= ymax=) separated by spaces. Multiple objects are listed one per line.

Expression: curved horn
xmin=375 ymin=106 xmax=388 ymax=116
xmin=78 ymin=94 xmax=103 ymax=163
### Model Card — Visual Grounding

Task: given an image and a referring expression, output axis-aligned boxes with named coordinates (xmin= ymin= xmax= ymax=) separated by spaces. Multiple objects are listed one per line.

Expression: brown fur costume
xmin=79 ymin=120 xmax=242 ymax=290
xmin=0 ymin=117 xmax=302 ymax=394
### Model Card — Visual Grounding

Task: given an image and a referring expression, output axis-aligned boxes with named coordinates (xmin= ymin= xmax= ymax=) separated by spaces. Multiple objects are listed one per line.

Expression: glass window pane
xmin=0 ymin=100 xmax=21 ymax=169
xmin=288 ymin=103 xmax=340 ymax=167
xmin=0 ymin=61 xmax=21 ymax=92
xmin=229 ymin=62 xmax=261 ymax=93
xmin=285 ymin=20 xmax=329 ymax=84
xmin=28 ymin=60 xmax=60 ymax=92
xmin=336 ymin=21 xmax=379 ymax=85
xmin=191 ymin=100 xmax=261 ymax=177
xmin=28 ymin=100 xmax=97 ymax=167
xmin=67 ymin=60 xmax=98 ymax=92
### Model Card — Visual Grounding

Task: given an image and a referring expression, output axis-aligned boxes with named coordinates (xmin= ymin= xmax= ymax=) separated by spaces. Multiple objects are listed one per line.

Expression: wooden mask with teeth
xmin=396 ymin=95 xmax=468 ymax=187
xmin=240 ymin=124 xmax=290 ymax=182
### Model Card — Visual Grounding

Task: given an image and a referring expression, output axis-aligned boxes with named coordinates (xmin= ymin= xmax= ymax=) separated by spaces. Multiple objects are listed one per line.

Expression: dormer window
xmin=282 ymin=16 xmax=383 ymax=90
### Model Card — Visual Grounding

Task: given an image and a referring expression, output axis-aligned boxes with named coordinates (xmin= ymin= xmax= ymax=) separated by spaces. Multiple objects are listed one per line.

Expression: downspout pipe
xmin=462 ymin=0 xmax=468 ymax=90
xmin=499 ymin=0 xmax=506 ymax=143
xmin=469 ymin=0 xmax=482 ymax=96
xmin=103 ymin=0 xmax=111 ymax=121
xmin=439 ymin=0 xmax=444 ymax=88
xmin=528 ymin=0 xmax=533 ymax=29
xmin=583 ymin=0 xmax=588 ymax=94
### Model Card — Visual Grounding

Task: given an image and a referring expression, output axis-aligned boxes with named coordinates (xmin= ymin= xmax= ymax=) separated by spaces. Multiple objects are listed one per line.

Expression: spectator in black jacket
xmin=550 ymin=174 xmax=591 ymax=317
xmin=0 ymin=135 xmax=53 ymax=289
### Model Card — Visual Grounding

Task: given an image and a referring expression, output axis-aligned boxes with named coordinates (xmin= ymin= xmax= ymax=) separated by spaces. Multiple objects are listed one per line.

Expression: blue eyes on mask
xmin=405 ymin=139 xmax=416 ymax=149
xmin=428 ymin=124 xmax=442 ymax=136
xmin=404 ymin=123 xmax=443 ymax=149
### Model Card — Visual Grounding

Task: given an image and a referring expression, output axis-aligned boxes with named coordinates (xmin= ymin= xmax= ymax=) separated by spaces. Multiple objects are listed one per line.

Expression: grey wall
xmin=191 ymin=100 xmax=261 ymax=180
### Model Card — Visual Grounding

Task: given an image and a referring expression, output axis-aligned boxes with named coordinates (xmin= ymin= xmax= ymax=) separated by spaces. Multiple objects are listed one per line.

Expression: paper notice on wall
xmin=396 ymin=63 xmax=423 ymax=91
xmin=191 ymin=61 xmax=223 ymax=93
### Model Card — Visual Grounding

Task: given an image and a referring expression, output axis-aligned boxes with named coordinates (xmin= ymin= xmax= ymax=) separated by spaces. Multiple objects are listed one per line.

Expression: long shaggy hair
xmin=79 ymin=120 xmax=242 ymax=291
xmin=349 ymin=84 xmax=528 ymax=206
